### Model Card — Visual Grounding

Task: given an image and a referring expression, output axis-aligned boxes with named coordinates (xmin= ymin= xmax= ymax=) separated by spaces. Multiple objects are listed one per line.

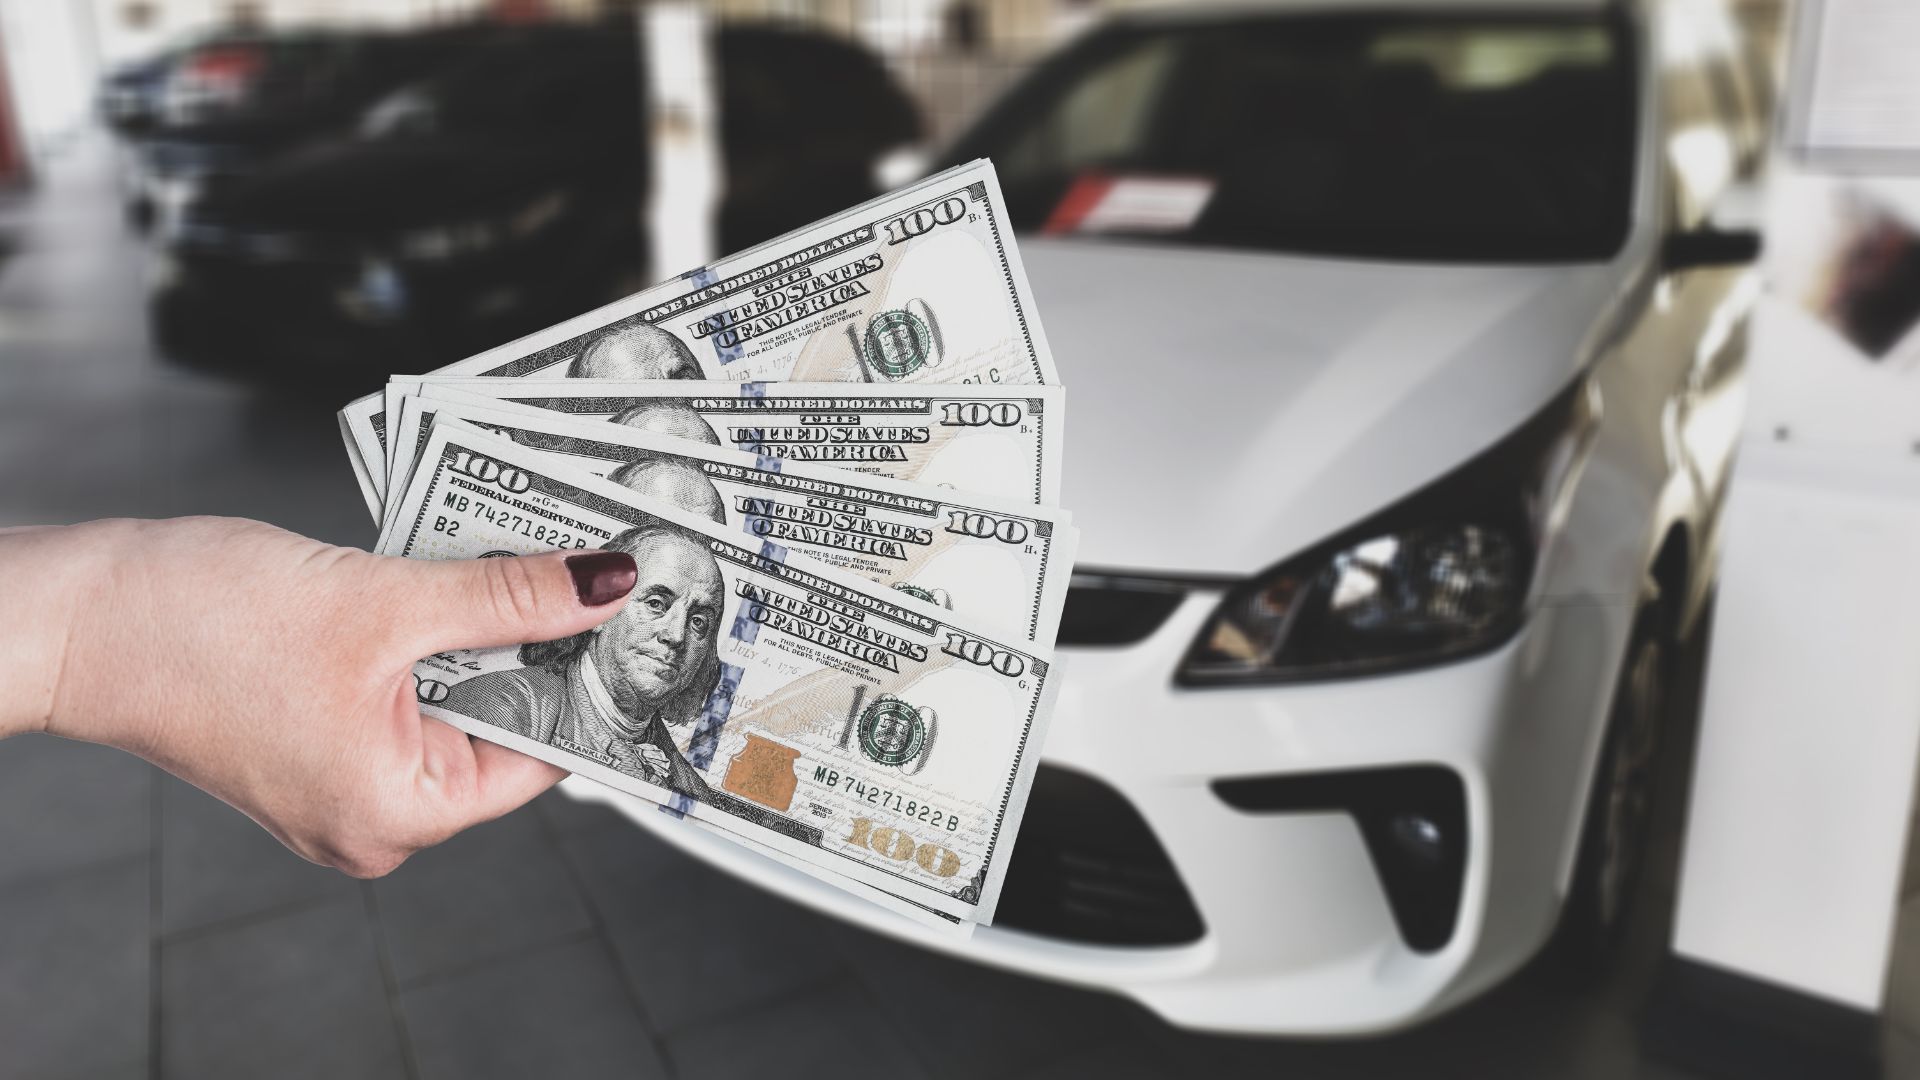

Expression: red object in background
xmin=1819 ymin=204 xmax=1920 ymax=360
xmin=186 ymin=47 xmax=265 ymax=83
xmin=0 ymin=22 xmax=27 ymax=187
xmin=180 ymin=46 xmax=266 ymax=98
xmin=1041 ymin=173 xmax=1115 ymax=235
xmin=489 ymin=0 xmax=552 ymax=23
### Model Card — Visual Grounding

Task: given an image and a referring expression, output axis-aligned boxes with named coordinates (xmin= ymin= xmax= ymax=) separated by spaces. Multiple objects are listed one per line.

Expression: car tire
xmin=1552 ymin=592 xmax=1672 ymax=978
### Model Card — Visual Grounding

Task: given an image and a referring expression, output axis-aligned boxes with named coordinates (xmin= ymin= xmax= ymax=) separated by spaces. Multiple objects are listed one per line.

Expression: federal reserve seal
xmin=858 ymin=696 xmax=930 ymax=767
xmin=862 ymin=309 xmax=933 ymax=380
xmin=892 ymin=582 xmax=952 ymax=609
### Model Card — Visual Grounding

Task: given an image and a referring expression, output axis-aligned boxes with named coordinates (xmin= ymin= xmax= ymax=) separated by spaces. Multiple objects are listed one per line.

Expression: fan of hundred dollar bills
xmin=338 ymin=161 xmax=1073 ymax=934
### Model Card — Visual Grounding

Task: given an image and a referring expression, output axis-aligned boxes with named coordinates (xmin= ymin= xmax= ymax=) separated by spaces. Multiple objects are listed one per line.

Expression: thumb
xmin=389 ymin=549 xmax=637 ymax=656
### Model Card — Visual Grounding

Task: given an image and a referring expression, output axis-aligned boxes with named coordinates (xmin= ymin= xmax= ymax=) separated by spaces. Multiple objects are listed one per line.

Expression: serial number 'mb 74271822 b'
xmin=812 ymin=765 xmax=962 ymax=832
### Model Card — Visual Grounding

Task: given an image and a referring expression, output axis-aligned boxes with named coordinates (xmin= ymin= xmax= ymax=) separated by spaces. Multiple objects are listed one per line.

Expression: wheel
xmin=1554 ymin=595 xmax=1671 ymax=975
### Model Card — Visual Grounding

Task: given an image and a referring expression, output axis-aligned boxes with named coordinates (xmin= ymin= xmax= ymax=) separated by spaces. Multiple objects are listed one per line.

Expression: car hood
xmin=1028 ymin=240 xmax=1628 ymax=576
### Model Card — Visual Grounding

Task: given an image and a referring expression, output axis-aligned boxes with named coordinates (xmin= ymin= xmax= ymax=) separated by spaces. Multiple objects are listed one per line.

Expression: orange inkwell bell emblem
xmin=723 ymin=734 xmax=803 ymax=811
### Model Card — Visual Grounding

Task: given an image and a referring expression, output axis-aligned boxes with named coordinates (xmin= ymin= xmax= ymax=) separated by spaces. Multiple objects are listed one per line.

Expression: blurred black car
xmin=120 ymin=25 xmax=493 ymax=231
xmin=99 ymin=47 xmax=186 ymax=137
xmin=150 ymin=19 xmax=919 ymax=384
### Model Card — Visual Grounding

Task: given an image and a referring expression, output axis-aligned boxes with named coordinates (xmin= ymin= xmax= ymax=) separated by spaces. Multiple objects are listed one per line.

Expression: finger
xmin=463 ymin=738 xmax=568 ymax=823
xmin=387 ymin=548 xmax=636 ymax=656
xmin=417 ymin=717 xmax=566 ymax=833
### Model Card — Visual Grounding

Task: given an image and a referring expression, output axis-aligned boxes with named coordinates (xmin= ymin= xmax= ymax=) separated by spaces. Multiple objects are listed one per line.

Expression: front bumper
xmin=584 ymin=587 xmax=1635 ymax=1036
xmin=148 ymin=254 xmax=443 ymax=382
xmin=148 ymin=238 xmax=608 ymax=383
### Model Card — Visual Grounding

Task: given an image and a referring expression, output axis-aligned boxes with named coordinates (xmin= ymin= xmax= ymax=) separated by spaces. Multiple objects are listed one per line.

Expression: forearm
xmin=0 ymin=520 xmax=125 ymax=739
xmin=0 ymin=514 xmax=619 ymax=877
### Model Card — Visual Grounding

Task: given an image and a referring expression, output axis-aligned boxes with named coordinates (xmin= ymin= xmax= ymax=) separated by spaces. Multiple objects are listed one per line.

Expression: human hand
xmin=3 ymin=516 xmax=636 ymax=877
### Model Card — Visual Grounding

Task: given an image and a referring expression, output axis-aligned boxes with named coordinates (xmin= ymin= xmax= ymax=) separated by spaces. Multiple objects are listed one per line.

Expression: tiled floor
xmin=0 ymin=137 xmax=1911 ymax=1080
xmin=0 ymin=730 xmax=1713 ymax=1080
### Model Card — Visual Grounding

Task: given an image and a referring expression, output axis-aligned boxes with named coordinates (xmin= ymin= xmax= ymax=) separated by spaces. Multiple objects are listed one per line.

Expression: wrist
xmin=0 ymin=520 xmax=135 ymax=740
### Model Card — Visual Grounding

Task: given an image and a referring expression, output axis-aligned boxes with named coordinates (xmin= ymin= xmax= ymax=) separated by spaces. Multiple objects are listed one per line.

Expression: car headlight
xmin=1178 ymin=378 xmax=1598 ymax=685
xmin=398 ymin=191 xmax=569 ymax=262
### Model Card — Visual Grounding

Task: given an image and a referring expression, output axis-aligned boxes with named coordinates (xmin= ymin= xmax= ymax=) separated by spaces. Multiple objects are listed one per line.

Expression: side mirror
xmin=1662 ymin=228 xmax=1762 ymax=271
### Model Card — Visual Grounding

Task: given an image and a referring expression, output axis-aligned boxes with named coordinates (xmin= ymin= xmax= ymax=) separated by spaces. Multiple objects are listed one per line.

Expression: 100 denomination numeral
xmin=449 ymin=450 xmax=532 ymax=493
xmin=938 ymin=401 xmax=1021 ymax=427
xmin=941 ymin=631 xmax=1026 ymax=677
xmin=845 ymin=816 xmax=961 ymax=877
xmin=943 ymin=509 xmax=1030 ymax=545
xmin=882 ymin=196 xmax=967 ymax=245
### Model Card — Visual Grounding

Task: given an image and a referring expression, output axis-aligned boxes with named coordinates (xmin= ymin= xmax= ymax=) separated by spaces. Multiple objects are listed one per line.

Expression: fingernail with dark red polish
xmin=567 ymin=551 xmax=637 ymax=606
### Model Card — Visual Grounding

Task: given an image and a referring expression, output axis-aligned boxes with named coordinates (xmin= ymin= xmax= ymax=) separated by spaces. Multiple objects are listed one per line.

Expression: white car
xmin=603 ymin=0 xmax=1766 ymax=1035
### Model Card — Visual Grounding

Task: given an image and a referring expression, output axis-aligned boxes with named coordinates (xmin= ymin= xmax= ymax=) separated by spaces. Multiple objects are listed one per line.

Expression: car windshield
xmin=952 ymin=12 xmax=1637 ymax=262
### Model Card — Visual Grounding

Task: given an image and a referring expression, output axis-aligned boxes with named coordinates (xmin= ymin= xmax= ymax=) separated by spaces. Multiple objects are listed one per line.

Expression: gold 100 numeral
xmin=846 ymin=817 xmax=961 ymax=877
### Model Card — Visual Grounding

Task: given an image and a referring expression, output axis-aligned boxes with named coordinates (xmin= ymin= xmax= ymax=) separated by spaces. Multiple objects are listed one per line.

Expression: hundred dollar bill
xmin=339 ymin=160 xmax=1059 ymax=506
xmin=556 ymin=781 xmax=975 ymax=938
xmin=687 ymin=810 xmax=972 ymax=936
xmin=379 ymin=379 xmax=1064 ymax=508
xmin=379 ymin=397 xmax=1075 ymax=644
xmin=386 ymin=423 xmax=1057 ymax=922
xmin=342 ymin=411 xmax=384 ymax=521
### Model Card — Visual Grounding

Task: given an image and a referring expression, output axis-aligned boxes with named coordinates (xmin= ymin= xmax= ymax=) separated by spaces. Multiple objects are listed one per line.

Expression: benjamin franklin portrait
xmin=568 ymin=322 xmax=700 ymax=380
xmin=608 ymin=457 xmax=727 ymax=525
xmin=443 ymin=521 xmax=723 ymax=798
xmin=610 ymin=399 xmax=723 ymax=447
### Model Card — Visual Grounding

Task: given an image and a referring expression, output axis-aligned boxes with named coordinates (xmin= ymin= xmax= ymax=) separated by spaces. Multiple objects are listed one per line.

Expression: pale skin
xmin=0 ymin=516 xmax=638 ymax=878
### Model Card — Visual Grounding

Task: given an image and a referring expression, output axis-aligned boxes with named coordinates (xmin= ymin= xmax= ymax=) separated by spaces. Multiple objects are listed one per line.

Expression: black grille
xmin=1058 ymin=572 xmax=1196 ymax=646
xmin=994 ymin=766 xmax=1205 ymax=946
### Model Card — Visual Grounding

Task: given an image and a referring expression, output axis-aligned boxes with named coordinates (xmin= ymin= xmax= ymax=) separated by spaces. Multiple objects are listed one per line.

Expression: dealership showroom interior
xmin=5 ymin=0 xmax=1920 ymax=1077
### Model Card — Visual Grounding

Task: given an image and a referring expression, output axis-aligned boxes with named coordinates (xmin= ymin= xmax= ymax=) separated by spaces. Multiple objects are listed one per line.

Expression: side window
xmin=528 ymin=53 xmax=638 ymax=136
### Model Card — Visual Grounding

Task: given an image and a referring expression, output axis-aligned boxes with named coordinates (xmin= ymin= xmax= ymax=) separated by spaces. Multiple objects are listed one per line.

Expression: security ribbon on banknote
xmin=339 ymin=159 xmax=1058 ymax=510
xmin=385 ymin=422 xmax=1056 ymax=923
xmin=378 ymin=397 xmax=1076 ymax=644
